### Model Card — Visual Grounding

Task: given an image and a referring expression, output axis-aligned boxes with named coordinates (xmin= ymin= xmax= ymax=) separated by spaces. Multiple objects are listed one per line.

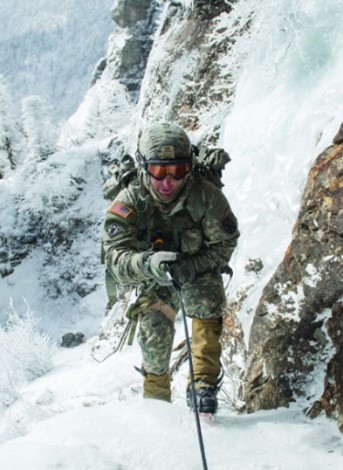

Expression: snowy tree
xmin=84 ymin=80 xmax=133 ymax=141
xmin=21 ymin=95 xmax=57 ymax=162
xmin=0 ymin=75 xmax=20 ymax=178
xmin=59 ymin=78 xmax=133 ymax=147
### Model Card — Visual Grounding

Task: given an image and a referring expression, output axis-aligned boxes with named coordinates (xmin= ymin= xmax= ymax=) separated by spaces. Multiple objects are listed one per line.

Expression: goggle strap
xmin=147 ymin=158 xmax=191 ymax=166
xmin=136 ymin=149 xmax=192 ymax=166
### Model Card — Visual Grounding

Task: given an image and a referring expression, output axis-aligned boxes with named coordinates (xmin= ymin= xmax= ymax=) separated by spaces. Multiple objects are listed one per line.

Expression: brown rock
xmin=333 ymin=121 xmax=343 ymax=144
xmin=244 ymin=126 xmax=343 ymax=433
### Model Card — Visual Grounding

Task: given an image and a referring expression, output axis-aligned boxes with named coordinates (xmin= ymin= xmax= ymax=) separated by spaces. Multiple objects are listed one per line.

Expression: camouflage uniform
xmin=102 ymin=166 xmax=239 ymax=401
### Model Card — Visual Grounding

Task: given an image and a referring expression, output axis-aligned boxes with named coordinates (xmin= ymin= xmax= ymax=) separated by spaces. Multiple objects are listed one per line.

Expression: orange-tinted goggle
xmin=146 ymin=161 xmax=192 ymax=181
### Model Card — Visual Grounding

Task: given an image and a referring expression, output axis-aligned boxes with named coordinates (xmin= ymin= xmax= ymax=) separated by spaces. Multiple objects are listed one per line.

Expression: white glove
xmin=149 ymin=251 xmax=178 ymax=286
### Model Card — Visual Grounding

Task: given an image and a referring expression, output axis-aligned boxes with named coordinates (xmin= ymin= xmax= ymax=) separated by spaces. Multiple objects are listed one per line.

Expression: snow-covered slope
xmin=0 ymin=339 xmax=342 ymax=469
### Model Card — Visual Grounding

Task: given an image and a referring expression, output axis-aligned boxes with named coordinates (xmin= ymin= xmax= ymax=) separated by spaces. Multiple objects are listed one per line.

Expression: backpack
xmin=102 ymin=145 xmax=230 ymax=201
xmin=102 ymin=153 xmax=137 ymax=201
xmin=193 ymin=144 xmax=231 ymax=189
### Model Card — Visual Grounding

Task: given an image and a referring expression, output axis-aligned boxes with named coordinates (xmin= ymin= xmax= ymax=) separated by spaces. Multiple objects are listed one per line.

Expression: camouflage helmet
xmin=137 ymin=122 xmax=192 ymax=164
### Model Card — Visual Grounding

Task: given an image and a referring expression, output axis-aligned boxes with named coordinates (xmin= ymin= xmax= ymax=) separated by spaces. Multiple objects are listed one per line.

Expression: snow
xmin=0 ymin=341 xmax=342 ymax=469
xmin=304 ymin=264 xmax=322 ymax=288
xmin=1 ymin=0 xmax=343 ymax=468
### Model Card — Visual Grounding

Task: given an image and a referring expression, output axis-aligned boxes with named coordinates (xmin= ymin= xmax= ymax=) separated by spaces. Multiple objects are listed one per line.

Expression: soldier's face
xmin=149 ymin=174 xmax=184 ymax=200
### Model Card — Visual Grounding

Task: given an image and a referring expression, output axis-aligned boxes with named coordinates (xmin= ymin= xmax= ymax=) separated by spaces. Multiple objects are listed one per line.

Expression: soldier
xmin=102 ymin=122 xmax=239 ymax=413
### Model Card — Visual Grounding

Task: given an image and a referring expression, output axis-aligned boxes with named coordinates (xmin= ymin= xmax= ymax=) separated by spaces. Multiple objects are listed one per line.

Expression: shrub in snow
xmin=0 ymin=302 xmax=53 ymax=409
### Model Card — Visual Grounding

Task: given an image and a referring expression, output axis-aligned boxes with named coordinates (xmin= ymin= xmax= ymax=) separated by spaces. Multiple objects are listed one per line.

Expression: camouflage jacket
xmin=102 ymin=174 xmax=239 ymax=286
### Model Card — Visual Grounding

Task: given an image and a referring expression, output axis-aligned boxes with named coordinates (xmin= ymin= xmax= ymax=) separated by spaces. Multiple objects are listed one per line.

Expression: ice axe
xmin=166 ymin=268 xmax=209 ymax=470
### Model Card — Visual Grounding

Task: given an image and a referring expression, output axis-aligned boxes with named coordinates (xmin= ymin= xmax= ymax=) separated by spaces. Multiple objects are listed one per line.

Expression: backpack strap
xmin=186 ymin=177 xmax=206 ymax=223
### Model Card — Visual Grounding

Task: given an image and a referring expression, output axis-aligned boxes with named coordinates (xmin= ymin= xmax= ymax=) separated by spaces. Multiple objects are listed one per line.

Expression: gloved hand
xmin=169 ymin=257 xmax=196 ymax=286
xmin=148 ymin=251 xmax=178 ymax=286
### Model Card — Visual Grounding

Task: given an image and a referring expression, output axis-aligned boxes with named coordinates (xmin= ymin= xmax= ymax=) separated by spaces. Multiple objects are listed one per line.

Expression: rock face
xmin=100 ymin=2 xmax=343 ymax=432
xmin=108 ymin=0 xmax=161 ymax=100
xmin=136 ymin=0 xmax=240 ymax=144
xmin=111 ymin=0 xmax=151 ymax=28
xmin=244 ymin=126 xmax=343 ymax=428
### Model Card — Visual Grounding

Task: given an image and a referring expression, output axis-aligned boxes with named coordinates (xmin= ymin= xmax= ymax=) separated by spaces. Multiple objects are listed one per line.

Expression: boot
xmin=186 ymin=380 xmax=221 ymax=414
xmin=187 ymin=317 xmax=223 ymax=413
xmin=144 ymin=372 xmax=172 ymax=403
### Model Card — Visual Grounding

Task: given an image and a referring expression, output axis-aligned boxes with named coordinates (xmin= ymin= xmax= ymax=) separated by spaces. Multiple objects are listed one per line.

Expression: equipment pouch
xmin=181 ymin=227 xmax=202 ymax=255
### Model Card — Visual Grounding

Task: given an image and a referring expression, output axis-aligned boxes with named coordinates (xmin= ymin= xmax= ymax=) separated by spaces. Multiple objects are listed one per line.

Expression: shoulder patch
xmin=107 ymin=223 xmax=122 ymax=237
xmin=109 ymin=201 xmax=133 ymax=219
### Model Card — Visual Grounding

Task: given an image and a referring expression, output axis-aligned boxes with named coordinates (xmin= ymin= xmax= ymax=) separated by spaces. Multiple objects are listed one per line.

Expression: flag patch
xmin=109 ymin=202 xmax=132 ymax=219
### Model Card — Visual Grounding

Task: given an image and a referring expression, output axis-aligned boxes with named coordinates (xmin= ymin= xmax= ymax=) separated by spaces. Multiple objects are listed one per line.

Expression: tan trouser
xmin=191 ymin=317 xmax=223 ymax=384
xmin=143 ymin=372 xmax=172 ymax=403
